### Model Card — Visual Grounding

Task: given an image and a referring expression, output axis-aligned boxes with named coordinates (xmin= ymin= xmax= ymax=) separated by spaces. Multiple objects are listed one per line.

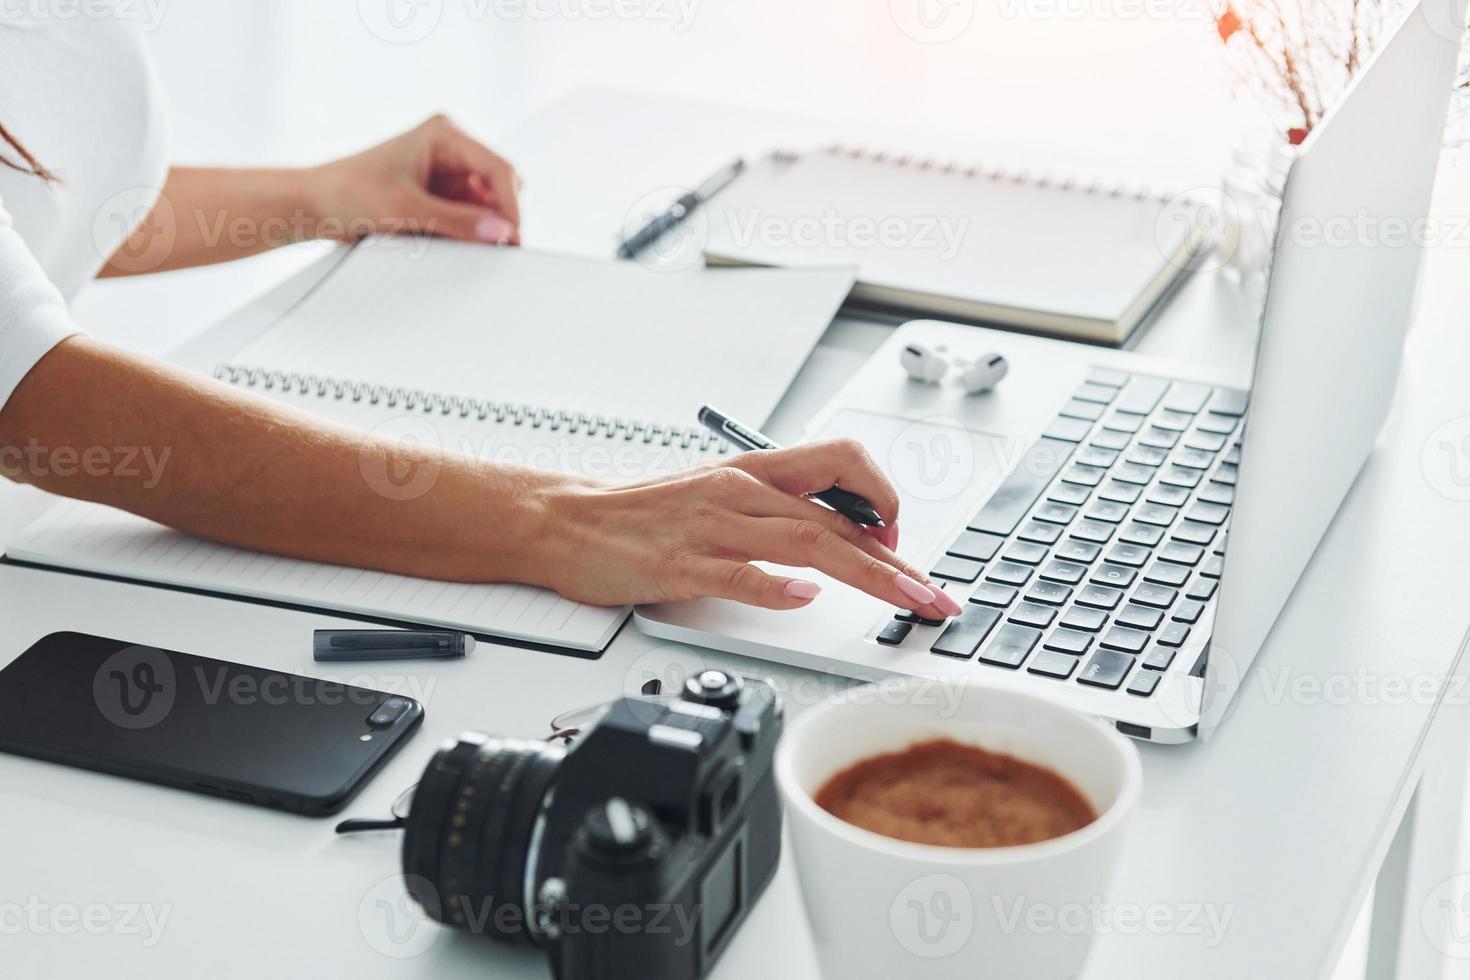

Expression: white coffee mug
xmin=775 ymin=678 xmax=1142 ymax=980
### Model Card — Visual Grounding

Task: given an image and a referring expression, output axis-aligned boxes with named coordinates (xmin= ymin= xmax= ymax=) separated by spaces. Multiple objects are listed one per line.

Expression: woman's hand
xmin=307 ymin=114 xmax=522 ymax=246
xmin=529 ymin=441 xmax=965 ymax=620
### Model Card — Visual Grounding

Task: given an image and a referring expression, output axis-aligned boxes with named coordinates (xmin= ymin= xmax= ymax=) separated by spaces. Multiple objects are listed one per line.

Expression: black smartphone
xmin=0 ymin=631 xmax=423 ymax=815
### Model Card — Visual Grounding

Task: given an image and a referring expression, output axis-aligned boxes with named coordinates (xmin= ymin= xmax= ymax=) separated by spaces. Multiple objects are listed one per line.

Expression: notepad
xmin=6 ymin=241 xmax=855 ymax=653
xmin=703 ymin=147 xmax=1204 ymax=345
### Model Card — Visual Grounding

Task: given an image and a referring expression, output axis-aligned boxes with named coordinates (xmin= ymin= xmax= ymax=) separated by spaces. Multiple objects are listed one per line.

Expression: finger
xmin=406 ymin=188 xmax=516 ymax=245
xmin=732 ymin=439 xmax=901 ymax=529
xmin=728 ymin=515 xmax=963 ymax=619
xmin=426 ymin=118 xmax=522 ymax=230
xmin=683 ymin=558 xmax=824 ymax=611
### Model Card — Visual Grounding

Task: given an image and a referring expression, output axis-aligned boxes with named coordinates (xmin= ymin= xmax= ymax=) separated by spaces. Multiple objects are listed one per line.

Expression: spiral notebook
xmin=6 ymin=241 xmax=855 ymax=654
xmin=703 ymin=147 xmax=1203 ymax=345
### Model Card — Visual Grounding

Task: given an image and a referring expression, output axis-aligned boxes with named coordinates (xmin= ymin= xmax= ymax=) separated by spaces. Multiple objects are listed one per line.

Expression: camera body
xmin=401 ymin=670 xmax=784 ymax=980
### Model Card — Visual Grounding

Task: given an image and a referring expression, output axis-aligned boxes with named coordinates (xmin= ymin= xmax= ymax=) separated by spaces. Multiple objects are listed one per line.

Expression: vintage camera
xmin=400 ymin=670 xmax=784 ymax=980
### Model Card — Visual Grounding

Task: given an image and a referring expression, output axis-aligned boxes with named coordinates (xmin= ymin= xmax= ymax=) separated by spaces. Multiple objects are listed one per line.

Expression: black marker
xmin=313 ymin=630 xmax=474 ymax=663
xmin=697 ymin=406 xmax=885 ymax=528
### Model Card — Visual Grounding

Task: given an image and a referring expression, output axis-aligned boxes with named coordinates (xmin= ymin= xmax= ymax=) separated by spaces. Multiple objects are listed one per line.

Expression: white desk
xmin=4 ymin=90 xmax=1470 ymax=980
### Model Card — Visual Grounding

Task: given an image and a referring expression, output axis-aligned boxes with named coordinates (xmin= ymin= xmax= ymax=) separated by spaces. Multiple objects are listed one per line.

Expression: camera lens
xmin=401 ymin=734 xmax=565 ymax=943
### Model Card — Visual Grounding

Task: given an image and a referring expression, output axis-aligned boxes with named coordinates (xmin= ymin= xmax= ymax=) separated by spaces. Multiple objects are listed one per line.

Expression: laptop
xmin=636 ymin=0 xmax=1464 ymax=743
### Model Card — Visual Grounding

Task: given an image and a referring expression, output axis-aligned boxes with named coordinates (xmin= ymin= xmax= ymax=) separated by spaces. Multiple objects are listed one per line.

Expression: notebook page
xmin=231 ymin=241 xmax=855 ymax=427
xmin=7 ymin=499 xmax=625 ymax=652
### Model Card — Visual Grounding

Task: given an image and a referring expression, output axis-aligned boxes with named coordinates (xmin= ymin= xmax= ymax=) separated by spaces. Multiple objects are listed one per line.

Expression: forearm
xmin=0 ymin=337 xmax=563 ymax=584
xmin=101 ymin=166 xmax=321 ymax=276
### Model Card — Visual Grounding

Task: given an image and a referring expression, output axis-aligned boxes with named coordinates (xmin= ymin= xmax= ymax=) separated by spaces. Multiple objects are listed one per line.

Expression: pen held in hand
xmin=696 ymin=405 xmax=886 ymax=528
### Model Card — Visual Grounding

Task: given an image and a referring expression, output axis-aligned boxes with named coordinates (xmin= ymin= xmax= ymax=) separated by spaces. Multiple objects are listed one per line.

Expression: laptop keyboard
xmin=877 ymin=368 xmax=1247 ymax=698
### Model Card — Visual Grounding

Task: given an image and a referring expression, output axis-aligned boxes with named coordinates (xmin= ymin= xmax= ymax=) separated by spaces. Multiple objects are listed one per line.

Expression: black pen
xmin=697 ymin=406 xmax=885 ymax=527
xmin=617 ymin=158 xmax=745 ymax=259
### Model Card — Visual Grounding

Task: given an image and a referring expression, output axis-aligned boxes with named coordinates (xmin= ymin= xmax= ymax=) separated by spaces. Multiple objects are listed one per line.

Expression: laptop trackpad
xmin=808 ymin=410 xmax=1013 ymax=560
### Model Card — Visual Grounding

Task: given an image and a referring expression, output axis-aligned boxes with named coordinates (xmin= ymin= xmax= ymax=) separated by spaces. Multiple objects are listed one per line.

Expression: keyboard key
xmin=1044 ymin=628 xmax=1094 ymax=655
xmin=1172 ymin=448 xmax=1215 ymax=470
xmin=987 ymin=562 xmax=1034 ymax=586
xmin=1112 ymin=462 xmax=1155 ymax=485
xmin=1172 ymin=600 xmax=1206 ymax=624
xmin=1044 ymin=416 xmax=1095 ymax=443
xmin=1003 ymin=541 xmax=1049 ymax=565
xmin=1138 ymin=426 xmax=1181 ymax=449
xmin=1078 ymin=650 xmax=1136 ymax=689
xmin=1146 ymin=483 xmax=1192 ymax=507
xmin=1213 ymin=532 xmax=1228 ymax=555
xmin=1098 ymin=480 xmax=1143 ymax=504
xmin=1142 ymin=647 xmax=1177 ymax=671
xmin=1090 ymin=428 xmax=1131 ymax=451
xmin=1055 ymin=539 xmax=1102 ymax=563
xmin=1162 ymin=381 xmax=1211 ymax=414
xmin=1091 ymin=563 xmax=1138 ymax=588
xmin=1159 ymin=541 xmax=1205 ymax=566
xmin=1143 ymin=561 xmax=1190 ymax=587
xmin=1034 ymin=501 xmax=1078 ymax=525
xmin=1214 ymin=462 xmax=1240 ymax=486
xmin=1025 ymin=581 xmax=1073 ymax=606
xmin=1186 ymin=501 xmax=1230 ymax=525
xmin=1048 ymin=481 xmax=1092 ymax=506
xmin=1084 ymin=499 xmax=1129 ymax=523
xmin=1131 ymin=582 xmax=1178 ymax=608
xmin=1158 ymin=623 xmax=1191 ymax=647
xmin=930 ymin=605 xmax=1002 ymax=658
xmin=1159 ymin=465 xmax=1203 ymax=488
xmin=1116 ymin=604 xmax=1164 ymax=631
xmin=1088 ymin=367 xmax=1130 ymax=388
xmin=896 ymin=611 xmax=945 ymax=626
xmin=947 ymin=530 xmax=1005 ymax=562
xmin=932 ymin=556 xmax=984 ymax=583
xmin=1060 ymin=606 xmax=1109 ymax=632
xmin=1185 ymin=430 xmax=1228 ymax=453
xmin=1029 ymin=650 xmax=1080 ymax=679
xmin=1060 ymin=399 xmax=1105 ymax=422
xmin=1101 ymin=411 xmax=1144 ymax=434
xmin=1119 ymin=522 xmax=1165 ymax=547
xmin=1073 ymin=382 xmax=1118 ymax=404
xmin=1105 ymin=544 xmax=1151 ymax=568
xmin=876 ymin=620 xmax=913 ymax=646
xmin=1039 ymin=559 xmax=1088 ymax=585
xmin=1070 ymin=520 xmax=1115 ymax=544
xmin=968 ymin=438 xmax=1074 ymax=535
xmin=980 ymin=624 xmax=1042 ymax=668
xmin=1172 ymin=521 xmax=1217 ymax=546
xmin=1196 ymin=412 xmax=1238 ymax=435
xmin=1186 ymin=578 xmax=1219 ymax=601
xmin=1200 ymin=554 xmax=1224 ymax=578
xmin=1207 ymin=387 xmax=1249 ymax=416
xmin=1113 ymin=376 xmax=1169 ymax=415
xmin=1223 ymin=443 xmax=1242 ymax=465
xmin=1075 ymin=583 xmax=1124 ymax=610
xmin=1197 ymin=482 xmax=1235 ymax=506
xmin=1062 ymin=464 xmax=1106 ymax=487
xmin=1133 ymin=503 xmax=1178 ymax=527
xmin=970 ymin=582 xmax=1017 ymax=607
xmin=1126 ymin=671 xmax=1161 ymax=697
xmin=1075 ymin=446 xmax=1119 ymax=468
xmin=1018 ymin=521 xmax=1062 ymax=545
xmin=1100 ymin=626 xmax=1150 ymax=654
xmin=1126 ymin=444 xmax=1169 ymax=467
xmin=1152 ymin=409 xmax=1194 ymax=432
xmin=1009 ymin=601 xmax=1058 ymax=629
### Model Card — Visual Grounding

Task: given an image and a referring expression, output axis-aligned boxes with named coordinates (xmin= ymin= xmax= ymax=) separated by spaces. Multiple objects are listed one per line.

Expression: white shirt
xmin=0 ymin=9 xmax=169 ymax=410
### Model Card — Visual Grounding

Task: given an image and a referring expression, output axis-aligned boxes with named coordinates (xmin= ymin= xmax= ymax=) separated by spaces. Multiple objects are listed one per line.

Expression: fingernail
xmin=894 ymin=573 xmax=936 ymax=605
xmin=933 ymin=589 xmax=965 ymax=617
xmin=785 ymin=580 xmax=822 ymax=601
xmin=475 ymin=214 xmax=514 ymax=243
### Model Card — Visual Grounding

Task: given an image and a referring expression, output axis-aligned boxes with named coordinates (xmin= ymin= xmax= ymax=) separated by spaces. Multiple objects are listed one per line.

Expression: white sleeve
xmin=0 ymin=193 xmax=81 ymax=412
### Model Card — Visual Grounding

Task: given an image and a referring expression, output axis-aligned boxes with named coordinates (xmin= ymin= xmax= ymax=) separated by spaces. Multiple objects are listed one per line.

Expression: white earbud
xmin=899 ymin=342 xmax=1008 ymax=395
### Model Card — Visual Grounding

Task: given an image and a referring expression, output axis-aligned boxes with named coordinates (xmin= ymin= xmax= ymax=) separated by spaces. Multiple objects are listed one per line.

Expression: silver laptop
xmin=638 ymin=0 xmax=1463 ymax=743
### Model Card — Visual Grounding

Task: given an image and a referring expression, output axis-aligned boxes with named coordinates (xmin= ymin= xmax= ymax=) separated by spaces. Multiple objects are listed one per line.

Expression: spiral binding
xmin=768 ymin=144 xmax=1176 ymax=204
xmin=214 ymin=364 xmax=730 ymax=453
